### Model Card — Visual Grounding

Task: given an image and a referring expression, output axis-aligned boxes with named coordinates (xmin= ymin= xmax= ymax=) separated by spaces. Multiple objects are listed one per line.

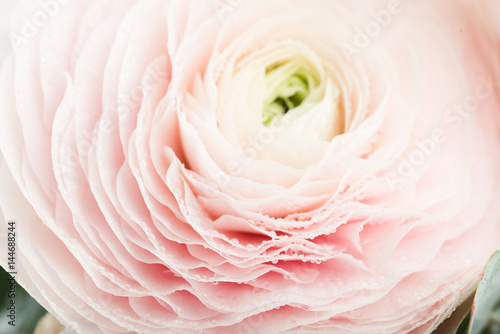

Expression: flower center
xmin=262 ymin=61 xmax=320 ymax=126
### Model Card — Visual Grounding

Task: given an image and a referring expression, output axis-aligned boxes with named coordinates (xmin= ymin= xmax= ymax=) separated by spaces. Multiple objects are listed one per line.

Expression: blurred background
xmin=0 ymin=266 xmax=47 ymax=334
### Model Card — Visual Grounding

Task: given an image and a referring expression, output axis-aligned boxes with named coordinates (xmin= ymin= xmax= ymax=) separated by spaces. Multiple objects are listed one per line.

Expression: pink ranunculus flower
xmin=1 ymin=0 xmax=500 ymax=333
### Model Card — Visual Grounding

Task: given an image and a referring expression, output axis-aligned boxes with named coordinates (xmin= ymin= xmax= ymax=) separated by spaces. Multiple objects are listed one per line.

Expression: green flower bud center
xmin=262 ymin=61 xmax=319 ymax=126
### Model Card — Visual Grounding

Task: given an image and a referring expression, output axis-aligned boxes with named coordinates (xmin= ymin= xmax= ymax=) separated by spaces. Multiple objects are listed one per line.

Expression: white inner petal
xmin=217 ymin=40 xmax=344 ymax=168
xmin=279 ymin=78 xmax=342 ymax=141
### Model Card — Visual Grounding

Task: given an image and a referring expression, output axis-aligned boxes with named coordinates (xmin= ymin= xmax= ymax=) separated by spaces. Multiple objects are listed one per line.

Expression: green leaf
xmin=470 ymin=250 xmax=500 ymax=334
xmin=0 ymin=265 xmax=47 ymax=334
xmin=456 ymin=313 xmax=471 ymax=334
